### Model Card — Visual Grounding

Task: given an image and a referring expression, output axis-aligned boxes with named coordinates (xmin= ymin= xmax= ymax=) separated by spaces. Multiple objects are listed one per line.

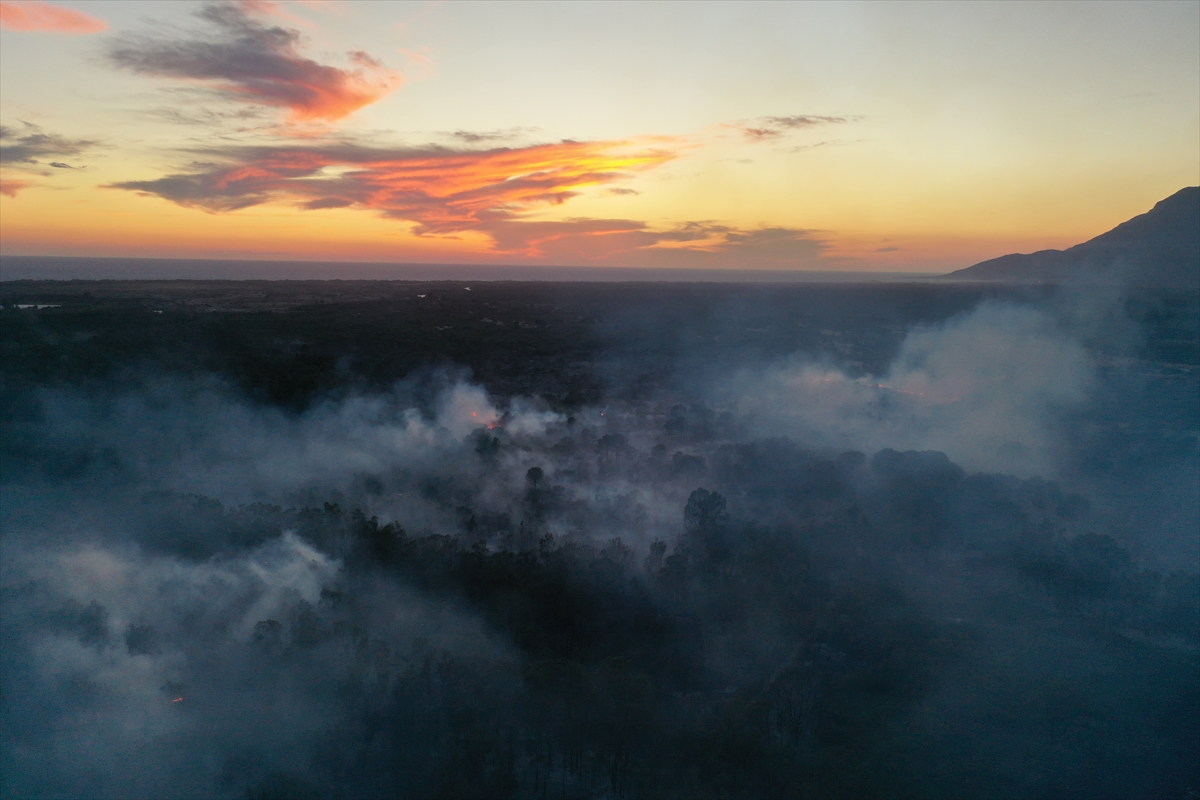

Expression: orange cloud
xmin=0 ymin=178 xmax=34 ymax=197
xmin=107 ymin=3 xmax=399 ymax=123
xmin=0 ymin=1 xmax=106 ymax=33
xmin=475 ymin=217 xmax=654 ymax=259
xmin=464 ymin=218 xmax=831 ymax=266
xmin=110 ymin=138 xmax=677 ymax=235
xmin=105 ymin=136 xmax=837 ymax=266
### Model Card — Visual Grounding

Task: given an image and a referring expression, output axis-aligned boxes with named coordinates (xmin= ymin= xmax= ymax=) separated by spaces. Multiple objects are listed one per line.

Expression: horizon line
xmin=0 ymin=255 xmax=947 ymax=283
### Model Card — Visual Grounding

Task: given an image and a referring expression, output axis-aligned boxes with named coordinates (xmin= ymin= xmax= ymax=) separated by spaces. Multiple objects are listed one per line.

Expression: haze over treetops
xmin=1 ymin=1 xmax=1197 ymax=274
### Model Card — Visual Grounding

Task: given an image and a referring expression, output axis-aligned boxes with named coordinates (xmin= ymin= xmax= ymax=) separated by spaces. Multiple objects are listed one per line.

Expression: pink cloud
xmin=107 ymin=3 xmax=398 ymax=123
xmin=107 ymin=135 xmax=831 ymax=266
xmin=109 ymin=138 xmax=677 ymax=232
xmin=0 ymin=178 xmax=34 ymax=197
xmin=0 ymin=1 xmax=107 ymax=34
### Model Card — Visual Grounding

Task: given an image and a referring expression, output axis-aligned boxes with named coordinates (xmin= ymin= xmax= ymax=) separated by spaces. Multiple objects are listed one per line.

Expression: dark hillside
xmin=944 ymin=187 xmax=1199 ymax=287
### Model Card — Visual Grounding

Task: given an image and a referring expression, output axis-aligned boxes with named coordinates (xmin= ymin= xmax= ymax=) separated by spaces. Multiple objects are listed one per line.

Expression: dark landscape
xmin=2 ymin=2 xmax=1196 ymax=797
xmin=1 ymin=263 xmax=1197 ymax=799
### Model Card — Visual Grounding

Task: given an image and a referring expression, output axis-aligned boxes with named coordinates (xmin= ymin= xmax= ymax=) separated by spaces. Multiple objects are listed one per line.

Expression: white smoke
xmin=731 ymin=302 xmax=1095 ymax=476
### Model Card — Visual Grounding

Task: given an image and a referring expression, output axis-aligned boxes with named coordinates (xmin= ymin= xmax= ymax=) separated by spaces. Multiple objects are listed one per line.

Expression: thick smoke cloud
xmin=1 ymin=281 xmax=1195 ymax=799
xmin=733 ymin=302 xmax=1095 ymax=477
xmin=1 ymin=531 xmax=508 ymax=799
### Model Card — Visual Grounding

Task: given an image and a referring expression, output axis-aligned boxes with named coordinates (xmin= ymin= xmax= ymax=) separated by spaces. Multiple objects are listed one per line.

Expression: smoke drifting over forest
xmin=1 ymin=276 xmax=1197 ymax=799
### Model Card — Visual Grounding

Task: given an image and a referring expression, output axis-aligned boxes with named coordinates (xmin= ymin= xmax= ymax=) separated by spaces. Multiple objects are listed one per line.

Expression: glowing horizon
xmin=1 ymin=0 xmax=1197 ymax=273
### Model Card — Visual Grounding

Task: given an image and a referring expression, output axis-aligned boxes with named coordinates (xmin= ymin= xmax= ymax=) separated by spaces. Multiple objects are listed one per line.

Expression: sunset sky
xmin=1 ymin=0 xmax=1197 ymax=273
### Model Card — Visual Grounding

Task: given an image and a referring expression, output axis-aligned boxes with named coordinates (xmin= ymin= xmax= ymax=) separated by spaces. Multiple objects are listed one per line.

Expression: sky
xmin=0 ymin=0 xmax=1197 ymax=273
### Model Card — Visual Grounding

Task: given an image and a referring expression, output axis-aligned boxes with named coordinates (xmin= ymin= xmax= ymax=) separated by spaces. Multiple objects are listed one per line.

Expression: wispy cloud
xmin=646 ymin=223 xmax=828 ymax=259
xmin=478 ymin=216 xmax=654 ymax=259
xmin=0 ymin=123 xmax=96 ymax=166
xmin=476 ymin=218 xmax=830 ymax=265
xmin=449 ymin=128 xmax=538 ymax=144
xmin=1 ymin=123 xmax=98 ymax=196
xmin=106 ymin=2 xmax=399 ymax=123
xmin=739 ymin=114 xmax=850 ymax=142
xmin=0 ymin=178 xmax=33 ymax=197
xmin=0 ymin=1 xmax=106 ymax=34
xmin=398 ymin=46 xmax=435 ymax=81
xmin=141 ymin=104 xmax=270 ymax=129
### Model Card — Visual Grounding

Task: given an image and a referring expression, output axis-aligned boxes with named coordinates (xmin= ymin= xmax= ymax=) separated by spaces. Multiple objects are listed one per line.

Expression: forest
xmin=1 ymin=279 xmax=1197 ymax=799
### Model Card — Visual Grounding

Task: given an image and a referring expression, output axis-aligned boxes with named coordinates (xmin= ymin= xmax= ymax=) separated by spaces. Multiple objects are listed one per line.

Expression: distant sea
xmin=0 ymin=256 xmax=939 ymax=283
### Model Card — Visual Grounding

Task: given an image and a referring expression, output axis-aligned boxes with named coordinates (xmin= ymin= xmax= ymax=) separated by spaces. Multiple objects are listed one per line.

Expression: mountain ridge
xmin=942 ymin=187 xmax=1199 ymax=286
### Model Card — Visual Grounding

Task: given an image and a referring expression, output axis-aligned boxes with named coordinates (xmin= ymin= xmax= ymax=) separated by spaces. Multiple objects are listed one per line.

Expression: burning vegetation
xmin=0 ymin=279 xmax=1196 ymax=799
